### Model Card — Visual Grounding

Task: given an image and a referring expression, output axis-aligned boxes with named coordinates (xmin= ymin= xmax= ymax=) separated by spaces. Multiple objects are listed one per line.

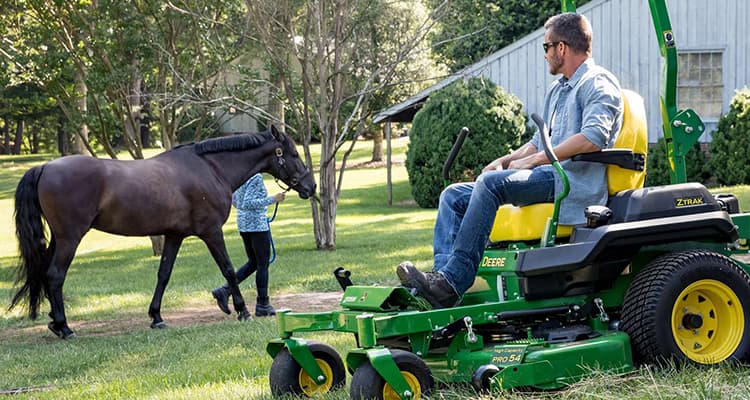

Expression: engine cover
xmin=608 ymin=182 xmax=720 ymax=223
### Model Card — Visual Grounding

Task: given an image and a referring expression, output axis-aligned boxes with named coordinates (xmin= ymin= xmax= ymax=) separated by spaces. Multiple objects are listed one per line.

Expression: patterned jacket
xmin=233 ymin=173 xmax=275 ymax=232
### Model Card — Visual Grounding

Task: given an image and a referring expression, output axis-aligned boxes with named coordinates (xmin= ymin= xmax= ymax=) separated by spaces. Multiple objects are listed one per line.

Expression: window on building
xmin=677 ymin=51 xmax=723 ymax=120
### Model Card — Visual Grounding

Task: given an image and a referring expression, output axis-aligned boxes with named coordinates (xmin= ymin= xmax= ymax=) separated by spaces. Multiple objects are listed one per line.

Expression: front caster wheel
xmin=349 ymin=350 xmax=434 ymax=400
xmin=269 ymin=341 xmax=345 ymax=397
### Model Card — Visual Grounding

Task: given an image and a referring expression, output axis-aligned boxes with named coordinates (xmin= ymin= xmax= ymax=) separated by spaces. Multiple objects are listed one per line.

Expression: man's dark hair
xmin=545 ymin=13 xmax=593 ymax=55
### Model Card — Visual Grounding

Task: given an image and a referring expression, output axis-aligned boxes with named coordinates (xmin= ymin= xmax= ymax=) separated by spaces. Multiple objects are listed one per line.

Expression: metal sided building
xmin=375 ymin=0 xmax=750 ymax=144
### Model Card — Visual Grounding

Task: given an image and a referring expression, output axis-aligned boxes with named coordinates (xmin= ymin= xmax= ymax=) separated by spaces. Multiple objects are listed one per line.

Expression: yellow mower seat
xmin=488 ymin=89 xmax=648 ymax=242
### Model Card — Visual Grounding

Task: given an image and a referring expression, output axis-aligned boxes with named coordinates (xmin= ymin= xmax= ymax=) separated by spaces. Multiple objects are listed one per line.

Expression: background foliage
xmin=708 ymin=88 xmax=750 ymax=186
xmin=406 ymin=77 xmax=527 ymax=208
xmin=644 ymin=138 xmax=711 ymax=186
xmin=426 ymin=0 xmax=589 ymax=73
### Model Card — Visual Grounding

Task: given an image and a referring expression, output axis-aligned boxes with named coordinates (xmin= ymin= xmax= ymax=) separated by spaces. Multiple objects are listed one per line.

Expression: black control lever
xmin=333 ymin=267 xmax=353 ymax=291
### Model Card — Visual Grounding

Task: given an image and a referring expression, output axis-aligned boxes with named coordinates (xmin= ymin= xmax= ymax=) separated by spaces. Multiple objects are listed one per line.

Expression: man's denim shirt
xmin=530 ymin=59 xmax=623 ymax=225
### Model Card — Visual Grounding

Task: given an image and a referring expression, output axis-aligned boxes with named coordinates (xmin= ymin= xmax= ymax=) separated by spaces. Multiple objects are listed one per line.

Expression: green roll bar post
xmin=561 ymin=0 xmax=705 ymax=184
xmin=648 ymin=0 xmax=705 ymax=184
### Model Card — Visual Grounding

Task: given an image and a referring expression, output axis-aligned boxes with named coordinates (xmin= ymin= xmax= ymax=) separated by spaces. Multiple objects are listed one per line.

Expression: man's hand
xmin=482 ymin=142 xmax=539 ymax=173
xmin=482 ymin=155 xmax=511 ymax=173
xmin=273 ymin=192 xmax=286 ymax=203
xmin=503 ymin=134 xmax=600 ymax=171
xmin=507 ymin=154 xmax=541 ymax=170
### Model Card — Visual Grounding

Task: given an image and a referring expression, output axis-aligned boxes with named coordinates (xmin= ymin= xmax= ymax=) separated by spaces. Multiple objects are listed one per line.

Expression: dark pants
xmin=224 ymin=231 xmax=271 ymax=300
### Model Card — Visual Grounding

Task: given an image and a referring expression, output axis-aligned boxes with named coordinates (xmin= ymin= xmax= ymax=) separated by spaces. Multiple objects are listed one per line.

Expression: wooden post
xmin=385 ymin=121 xmax=392 ymax=206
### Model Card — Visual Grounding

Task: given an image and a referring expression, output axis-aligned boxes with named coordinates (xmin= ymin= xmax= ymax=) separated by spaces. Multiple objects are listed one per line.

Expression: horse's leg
xmin=201 ymin=232 xmax=251 ymax=321
xmin=46 ymin=237 xmax=80 ymax=339
xmin=148 ymin=235 xmax=184 ymax=329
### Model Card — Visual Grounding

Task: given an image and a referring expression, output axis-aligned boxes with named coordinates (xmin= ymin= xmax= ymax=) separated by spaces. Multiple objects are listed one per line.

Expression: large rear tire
xmin=621 ymin=250 xmax=750 ymax=365
xmin=269 ymin=341 xmax=345 ymax=397
xmin=349 ymin=350 xmax=434 ymax=400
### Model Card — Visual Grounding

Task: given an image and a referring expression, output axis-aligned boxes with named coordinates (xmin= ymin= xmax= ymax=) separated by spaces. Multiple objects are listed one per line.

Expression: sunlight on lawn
xmin=0 ymin=199 xmax=14 ymax=256
xmin=0 ymin=211 xmax=156 ymax=261
xmin=69 ymin=292 xmax=153 ymax=315
xmin=0 ymin=137 xmax=410 ymax=258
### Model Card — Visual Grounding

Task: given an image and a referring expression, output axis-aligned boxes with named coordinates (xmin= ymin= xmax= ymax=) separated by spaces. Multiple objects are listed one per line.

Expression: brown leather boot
xmin=396 ymin=261 xmax=459 ymax=309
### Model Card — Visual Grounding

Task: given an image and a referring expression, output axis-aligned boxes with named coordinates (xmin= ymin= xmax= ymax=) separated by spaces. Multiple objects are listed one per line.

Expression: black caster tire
xmin=269 ymin=341 xmax=345 ymax=397
xmin=349 ymin=349 xmax=434 ymax=399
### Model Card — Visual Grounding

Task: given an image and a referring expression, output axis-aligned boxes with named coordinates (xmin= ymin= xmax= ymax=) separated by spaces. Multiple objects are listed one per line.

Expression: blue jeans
xmin=433 ymin=168 xmax=556 ymax=295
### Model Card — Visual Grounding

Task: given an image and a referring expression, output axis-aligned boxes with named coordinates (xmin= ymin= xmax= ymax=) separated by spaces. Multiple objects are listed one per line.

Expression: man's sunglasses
xmin=542 ymin=41 xmax=566 ymax=52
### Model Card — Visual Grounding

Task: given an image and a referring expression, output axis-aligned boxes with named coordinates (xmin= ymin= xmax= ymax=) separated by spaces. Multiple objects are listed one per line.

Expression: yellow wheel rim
xmin=382 ymin=371 xmax=421 ymax=400
xmin=671 ymin=279 xmax=745 ymax=364
xmin=298 ymin=358 xmax=334 ymax=396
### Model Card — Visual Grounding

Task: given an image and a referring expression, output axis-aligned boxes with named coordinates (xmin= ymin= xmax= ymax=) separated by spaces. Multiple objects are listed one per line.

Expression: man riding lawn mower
xmin=263 ymin=1 xmax=750 ymax=399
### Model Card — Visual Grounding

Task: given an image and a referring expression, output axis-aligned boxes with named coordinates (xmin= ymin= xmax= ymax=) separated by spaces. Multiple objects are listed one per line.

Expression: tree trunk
xmin=140 ymin=110 xmax=151 ymax=148
xmin=124 ymin=62 xmax=144 ymax=159
xmin=13 ymin=119 xmax=23 ymax=155
xmin=315 ymin=130 xmax=338 ymax=249
xmin=73 ymin=69 xmax=90 ymax=155
xmin=269 ymin=71 xmax=285 ymax=132
xmin=31 ymin=124 xmax=39 ymax=154
xmin=317 ymin=161 xmax=337 ymax=250
xmin=371 ymin=129 xmax=384 ymax=162
xmin=140 ymin=81 xmax=152 ymax=148
xmin=149 ymin=235 xmax=164 ymax=257
xmin=57 ymin=115 xmax=70 ymax=155
xmin=1 ymin=118 xmax=9 ymax=154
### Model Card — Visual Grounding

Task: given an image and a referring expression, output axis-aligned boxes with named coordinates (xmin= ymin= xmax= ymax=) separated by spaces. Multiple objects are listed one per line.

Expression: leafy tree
xmin=3 ymin=0 xmax=249 ymax=158
xmin=406 ymin=77 xmax=526 ymax=208
xmin=4 ymin=0 xmax=249 ymax=254
xmin=347 ymin=1 xmax=447 ymax=162
xmin=3 ymin=0 xmax=446 ymax=251
xmin=0 ymin=6 xmax=61 ymax=155
xmin=0 ymin=83 xmax=58 ymax=154
xmin=708 ymin=88 xmax=750 ymax=185
xmin=246 ymin=0 xmax=445 ymax=249
xmin=138 ymin=0 xmax=249 ymax=149
xmin=426 ymin=0 xmax=588 ymax=73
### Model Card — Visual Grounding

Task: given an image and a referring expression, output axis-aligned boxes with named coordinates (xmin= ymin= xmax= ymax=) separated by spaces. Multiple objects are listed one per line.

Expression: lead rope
xmin=267 ymin=200 xmax=281 ymax=264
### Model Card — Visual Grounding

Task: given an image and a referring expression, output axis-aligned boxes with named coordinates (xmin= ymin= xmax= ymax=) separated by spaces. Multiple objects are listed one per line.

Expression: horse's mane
xmin=185 ymin=130 xmax=274 ymax=155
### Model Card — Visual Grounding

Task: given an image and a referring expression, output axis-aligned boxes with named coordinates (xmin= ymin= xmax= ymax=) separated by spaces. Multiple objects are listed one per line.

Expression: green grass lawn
xmin=1 ymin=140 xmax=750 ymax=399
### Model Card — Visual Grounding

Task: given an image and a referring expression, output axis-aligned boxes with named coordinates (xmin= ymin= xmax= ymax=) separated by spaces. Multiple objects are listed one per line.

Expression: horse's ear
xmin=270 ymin=125 xmax=284 ymax=141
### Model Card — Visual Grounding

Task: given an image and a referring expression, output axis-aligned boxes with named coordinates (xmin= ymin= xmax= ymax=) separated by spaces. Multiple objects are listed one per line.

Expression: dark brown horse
xmin=10 ymin=126 xmax=315 ymax=339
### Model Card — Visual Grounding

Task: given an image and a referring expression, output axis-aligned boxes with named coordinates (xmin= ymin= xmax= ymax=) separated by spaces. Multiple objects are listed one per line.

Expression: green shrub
xmin=708 ymin=88 xmax=750 ymax=185
xmin=645 ymin=138 xmax=711 ymax=186
xmin=405 ymin=77 xmax=526 ymax=208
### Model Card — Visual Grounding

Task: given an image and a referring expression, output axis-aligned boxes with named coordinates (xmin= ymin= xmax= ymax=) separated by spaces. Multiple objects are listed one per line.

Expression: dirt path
xmin=0 ymin=291 xmax=343 ymax=342
xmin=6 ymin=256 xmax=750 ymax=341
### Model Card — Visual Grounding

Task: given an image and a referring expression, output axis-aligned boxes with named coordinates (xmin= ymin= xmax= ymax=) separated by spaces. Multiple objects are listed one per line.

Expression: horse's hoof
xmin=48 ymin=323 xmax=76 ymax=339
xmin=150 ymin=321 xmax=168 ymax=329
xmin=237 ymin=310 xmax=252 ymax=321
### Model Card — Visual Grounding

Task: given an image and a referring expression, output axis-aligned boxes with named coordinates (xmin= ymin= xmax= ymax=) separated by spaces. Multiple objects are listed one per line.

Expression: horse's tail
xmin=10 ymin=165 xmax=51 ymax=320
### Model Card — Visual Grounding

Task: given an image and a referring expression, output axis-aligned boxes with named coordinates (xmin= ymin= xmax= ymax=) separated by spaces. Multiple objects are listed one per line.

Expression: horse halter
xmin=273 ymin=146 xmax=311 ymax=193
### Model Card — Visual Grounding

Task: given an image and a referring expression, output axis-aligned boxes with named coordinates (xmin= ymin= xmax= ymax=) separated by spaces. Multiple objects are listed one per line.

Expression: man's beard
xmin=548 ymin=53 xmax=563 ymax=75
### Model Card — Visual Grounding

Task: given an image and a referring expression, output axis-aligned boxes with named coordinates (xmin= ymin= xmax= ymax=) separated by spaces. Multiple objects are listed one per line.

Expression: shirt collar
xmin=557 ymin=58 xmax=596 ymax=89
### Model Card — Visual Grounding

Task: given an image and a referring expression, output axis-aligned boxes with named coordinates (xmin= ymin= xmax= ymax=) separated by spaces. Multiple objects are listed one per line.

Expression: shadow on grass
xmin=0 ymin=203 xmax=435 ymax=330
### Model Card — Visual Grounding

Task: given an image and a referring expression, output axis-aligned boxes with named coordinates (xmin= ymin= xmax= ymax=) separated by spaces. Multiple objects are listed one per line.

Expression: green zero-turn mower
xmin=265 ymin=1 xmax=750 ymax=398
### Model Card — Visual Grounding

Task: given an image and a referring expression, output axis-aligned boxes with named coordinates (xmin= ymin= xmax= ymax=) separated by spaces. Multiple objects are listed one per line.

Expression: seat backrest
xmin=487 ymin=89 xmax=648 ymax=244
xmin=607 ymin=89 xmax=648 ymax=195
